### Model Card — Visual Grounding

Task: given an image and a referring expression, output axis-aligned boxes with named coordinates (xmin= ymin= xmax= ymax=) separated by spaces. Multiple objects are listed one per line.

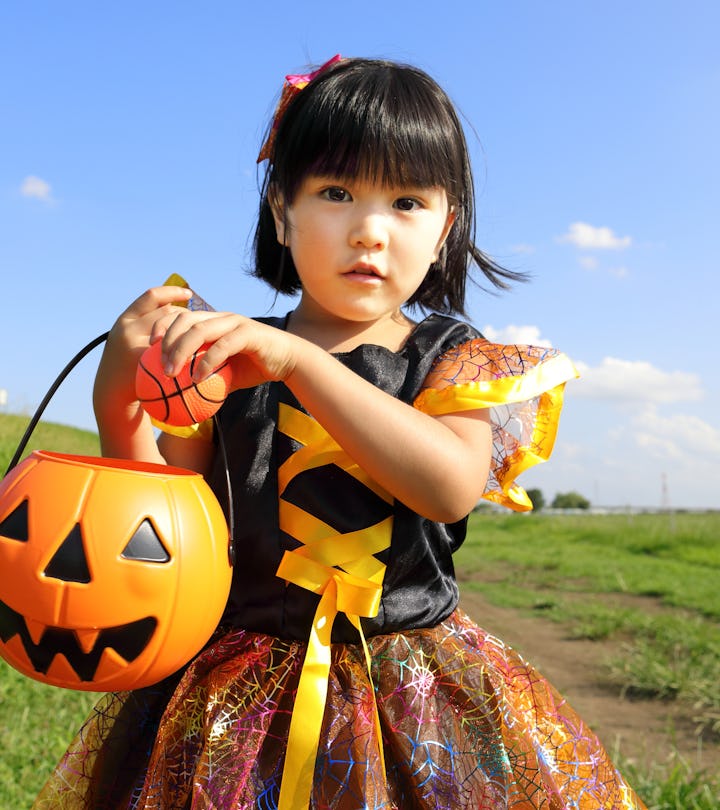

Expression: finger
xmin=175 ymin=317 xmax=256 ymax=380
xmin=189 ymin=331 xmax=243 ymax=380
xmin=161 ymin=312 xmax=242 ymax=375
xmin=160 ymin=310 xmax=221 ymax=357
xmin=122 ymin=286 xmax=193 ymax=320
xmin=189 ymin=319 xmax=274 ymax=381
xmin=148 ymin=306 xmax=190 ymax=345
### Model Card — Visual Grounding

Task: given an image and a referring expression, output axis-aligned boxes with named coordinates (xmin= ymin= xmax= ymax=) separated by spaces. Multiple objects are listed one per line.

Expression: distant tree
xmin=472 ymin=500 xmax=494 ymax=513
xmin=551 ymin=491 xmax=590 ymax=510
xmin=526 ymin=488 xmax=545 ymax=511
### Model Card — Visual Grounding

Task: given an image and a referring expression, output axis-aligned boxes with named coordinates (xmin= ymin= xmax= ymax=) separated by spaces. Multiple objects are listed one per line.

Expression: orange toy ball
xmin=136 ymin=341 xmax=232 ymax=426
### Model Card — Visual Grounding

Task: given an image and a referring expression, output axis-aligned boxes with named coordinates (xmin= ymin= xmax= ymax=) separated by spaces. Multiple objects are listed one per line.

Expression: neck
xmin=287 ymin=308 xmax=416 ymax=353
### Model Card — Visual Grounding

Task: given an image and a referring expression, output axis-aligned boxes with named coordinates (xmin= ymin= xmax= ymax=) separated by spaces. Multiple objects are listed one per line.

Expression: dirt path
xmin=459 ymin=590 xmax=718 ymax=774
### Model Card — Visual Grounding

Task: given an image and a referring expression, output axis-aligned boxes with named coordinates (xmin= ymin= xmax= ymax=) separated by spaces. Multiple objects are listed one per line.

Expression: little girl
xmin=36 ymin=57 xmax=646 ymax=809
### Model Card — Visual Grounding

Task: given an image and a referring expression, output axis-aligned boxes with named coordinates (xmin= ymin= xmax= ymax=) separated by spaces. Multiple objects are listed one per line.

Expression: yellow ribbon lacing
xmin=275 ymin=403 xmax=391 ymax=810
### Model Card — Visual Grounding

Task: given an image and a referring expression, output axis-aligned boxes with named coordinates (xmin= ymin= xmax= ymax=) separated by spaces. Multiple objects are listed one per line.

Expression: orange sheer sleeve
xmin=414 ymin=339 xmax=579 ymax=511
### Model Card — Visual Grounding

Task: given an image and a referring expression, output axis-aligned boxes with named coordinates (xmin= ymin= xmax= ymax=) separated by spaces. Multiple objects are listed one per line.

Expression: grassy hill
xmin=0 ymin=413 xmax=100 ymax=475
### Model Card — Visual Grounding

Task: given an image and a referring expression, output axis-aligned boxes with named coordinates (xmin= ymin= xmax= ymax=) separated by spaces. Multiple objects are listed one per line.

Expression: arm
xmin=284 ymin=340 xmax=491 ymax=522
xmin=160 ymin=312 xmax=491 ymax=522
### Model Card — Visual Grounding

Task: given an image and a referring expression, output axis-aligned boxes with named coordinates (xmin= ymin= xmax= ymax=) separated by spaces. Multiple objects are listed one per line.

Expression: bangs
xmin=272 ymin=60 xmax=466 ymax=201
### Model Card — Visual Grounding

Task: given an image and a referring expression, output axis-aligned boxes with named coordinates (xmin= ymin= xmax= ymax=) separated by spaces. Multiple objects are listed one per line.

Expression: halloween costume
xmin=35 ymin=315 xmax=645 ymax=809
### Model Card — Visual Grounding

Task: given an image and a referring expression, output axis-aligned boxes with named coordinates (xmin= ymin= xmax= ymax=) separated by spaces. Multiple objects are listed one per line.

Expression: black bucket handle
xmin=2 ymin=332 xmax=235 ymax=565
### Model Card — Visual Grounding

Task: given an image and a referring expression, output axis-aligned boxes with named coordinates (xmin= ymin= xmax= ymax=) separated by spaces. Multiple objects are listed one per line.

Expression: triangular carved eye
xmin=44 ymin=524 xmax=91 ymax=583
xmin=121 ymin=519 xmax=170 ymax=563
xmin=0 ymin=500 xmax=29 ymax=542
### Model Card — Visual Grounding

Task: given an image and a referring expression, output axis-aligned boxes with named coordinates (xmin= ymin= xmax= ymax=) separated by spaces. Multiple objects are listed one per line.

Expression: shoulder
xmin=415 ymin=336 xmax=578 ymax=410
xmin=421 ymin=339 xmax=566 ymax=392
xmin=392 ymin=314 xmax=480 ymax=401
xmin=252 ymin=314 xmax=288 ymax=329
xmin=404 ymin=314 xmax=481 ymax=360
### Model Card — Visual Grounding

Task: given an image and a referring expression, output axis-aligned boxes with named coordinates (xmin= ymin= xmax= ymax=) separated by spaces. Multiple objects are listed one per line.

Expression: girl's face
xmin=272 ymin=175 xmax=455 ymax=327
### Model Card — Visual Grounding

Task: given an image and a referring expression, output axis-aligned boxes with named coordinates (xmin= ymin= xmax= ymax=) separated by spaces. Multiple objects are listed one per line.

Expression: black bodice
xmin=207 ymin=314 xmax=480 ymax=643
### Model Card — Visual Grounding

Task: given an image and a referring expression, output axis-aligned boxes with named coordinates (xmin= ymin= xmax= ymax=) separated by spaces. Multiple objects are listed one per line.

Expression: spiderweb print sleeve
xmin=413 ymin=339 xmax=579 ymax=511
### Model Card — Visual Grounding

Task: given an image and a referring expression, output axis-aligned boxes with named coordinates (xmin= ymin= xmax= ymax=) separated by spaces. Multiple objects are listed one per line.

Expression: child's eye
xmin=394 ymin=197 xmax=422 ymax=212
xmin=321 ymin=186 xmax=351 ymax=203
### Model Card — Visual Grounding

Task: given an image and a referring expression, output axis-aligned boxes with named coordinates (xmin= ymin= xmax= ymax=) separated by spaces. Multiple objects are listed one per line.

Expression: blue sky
xmin=1 ymin=1 xmax=718 ymax=508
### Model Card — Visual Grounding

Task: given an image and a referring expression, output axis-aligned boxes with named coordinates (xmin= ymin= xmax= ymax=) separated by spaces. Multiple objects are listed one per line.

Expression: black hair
xmin=253 ymin=57 xmax=523 ymax=314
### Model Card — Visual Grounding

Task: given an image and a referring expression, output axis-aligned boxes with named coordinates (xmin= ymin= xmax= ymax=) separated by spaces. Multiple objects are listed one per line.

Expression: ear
xmin=268 ymin=185 xmax=287 ymax=246
xmin=432 ymin=207 xmax=457 ymax=262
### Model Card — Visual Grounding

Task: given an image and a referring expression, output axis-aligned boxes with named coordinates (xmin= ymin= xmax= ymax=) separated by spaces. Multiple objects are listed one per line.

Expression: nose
xmin=350 ymin=208 xmax=389 ymax=250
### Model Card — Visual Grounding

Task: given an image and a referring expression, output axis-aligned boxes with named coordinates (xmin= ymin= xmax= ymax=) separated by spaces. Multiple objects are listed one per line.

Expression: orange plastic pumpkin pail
xmin=0 ymin=450 xmax=232 ymax=691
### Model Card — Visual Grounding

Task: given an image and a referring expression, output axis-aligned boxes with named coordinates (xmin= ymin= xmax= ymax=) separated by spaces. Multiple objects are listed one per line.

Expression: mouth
xmin=344 ymin=263 xmax=384 ymax=280
xmin=0 ymin=598 xmax=157 ymax=682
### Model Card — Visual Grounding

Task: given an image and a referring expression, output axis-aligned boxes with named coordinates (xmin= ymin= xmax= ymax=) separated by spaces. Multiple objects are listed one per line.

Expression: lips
xmin=344 ymin=263 xmax=384 ymax=279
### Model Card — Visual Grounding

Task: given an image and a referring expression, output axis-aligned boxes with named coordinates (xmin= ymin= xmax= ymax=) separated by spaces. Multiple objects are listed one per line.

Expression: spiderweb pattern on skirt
xmin=34 ymin=610 xmax=646 ymax=809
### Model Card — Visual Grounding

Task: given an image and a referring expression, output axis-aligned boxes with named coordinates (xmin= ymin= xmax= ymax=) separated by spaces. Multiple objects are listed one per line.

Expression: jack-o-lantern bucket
xmin=0 ymin=450 xmax=232 ymax=692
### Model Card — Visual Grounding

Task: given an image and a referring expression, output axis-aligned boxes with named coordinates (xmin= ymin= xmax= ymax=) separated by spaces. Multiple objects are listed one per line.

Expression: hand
xmin=93 ymin=285 xmax=194 ymax=461
xmin=155 ymin=309 xmax=299 ymax=390
xmin=95 ymin=285 xmax=194 ymax=409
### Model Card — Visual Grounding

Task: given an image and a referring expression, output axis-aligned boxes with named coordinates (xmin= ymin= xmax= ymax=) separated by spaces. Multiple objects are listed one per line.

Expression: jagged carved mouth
xmin=0 ymin=598 xmax=156 ymax=681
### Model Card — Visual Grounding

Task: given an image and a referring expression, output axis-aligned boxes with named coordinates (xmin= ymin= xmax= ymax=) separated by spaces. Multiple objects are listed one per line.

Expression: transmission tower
xmin=661 ymin=472 xmax=670 ymax=512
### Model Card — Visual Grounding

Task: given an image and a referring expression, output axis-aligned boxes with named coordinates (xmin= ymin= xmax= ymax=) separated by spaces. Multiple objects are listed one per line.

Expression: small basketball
xmin=136 ymin=341 xmax=232 ymax=426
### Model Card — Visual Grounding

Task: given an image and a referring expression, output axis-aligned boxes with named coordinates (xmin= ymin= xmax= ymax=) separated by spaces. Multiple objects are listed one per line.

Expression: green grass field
xmin=458 ymin=510 xmax=720 ymax=738
xmin=0 ymin=413 xmax=100 ymax=473
xmin=458 ymin=509 xmax=720 ymax=807
xmin=0 ymin=415 xmax=718 ymax=807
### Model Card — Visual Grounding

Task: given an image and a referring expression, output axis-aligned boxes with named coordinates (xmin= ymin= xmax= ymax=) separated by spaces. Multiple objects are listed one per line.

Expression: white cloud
xmin=578 ymin=255 xmax=628 ymax=278
xmin=517 ymin=403 xmax=720 ymax=507
xmin=633 ymin=405 xmax=720 ymax=462
xmin=20 ymin=175 xmax=54 ymax=203
xmin=527 ymin=378 xmax=717 ymax=507
xmin=557 ymin=222 xmax=632 ymax=250
xmin=509 ymin=243 xmax=536 ymax=255
xmin=481 ymin=324 xmax=553 ymax=347
xmin=608 ymin=265 xmax=629 ymax=279
xmin=573 ymin=357 xmax=703 ymax=403
xmin=539 ymin=405 xmax=719 ymax=508
xmin=578 ymin=256 xmax=599 ymax=270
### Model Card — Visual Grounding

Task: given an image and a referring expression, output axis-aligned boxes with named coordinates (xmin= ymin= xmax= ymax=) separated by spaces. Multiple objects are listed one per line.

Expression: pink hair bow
xmin=257 ymin=54 xmax=343 ymax=163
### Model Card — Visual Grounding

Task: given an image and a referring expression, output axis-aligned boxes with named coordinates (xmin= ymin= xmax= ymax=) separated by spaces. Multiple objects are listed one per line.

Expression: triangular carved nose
xmin=43 ymin=524 xmax=91 ymax=583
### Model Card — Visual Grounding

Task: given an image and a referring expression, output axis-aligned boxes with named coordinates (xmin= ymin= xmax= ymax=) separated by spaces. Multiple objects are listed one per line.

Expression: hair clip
xmin=257 ymin=54 xmax=343 ymax=163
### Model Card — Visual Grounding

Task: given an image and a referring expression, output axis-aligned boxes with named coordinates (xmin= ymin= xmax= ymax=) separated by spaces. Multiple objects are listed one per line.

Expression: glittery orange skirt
xmin=34 ymin=610 xmax=645 ymax=809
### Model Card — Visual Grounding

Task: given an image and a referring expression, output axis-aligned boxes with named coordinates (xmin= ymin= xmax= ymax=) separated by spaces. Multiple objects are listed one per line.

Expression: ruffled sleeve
xmin=413 ymin=339 xmax=579 ymax=512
